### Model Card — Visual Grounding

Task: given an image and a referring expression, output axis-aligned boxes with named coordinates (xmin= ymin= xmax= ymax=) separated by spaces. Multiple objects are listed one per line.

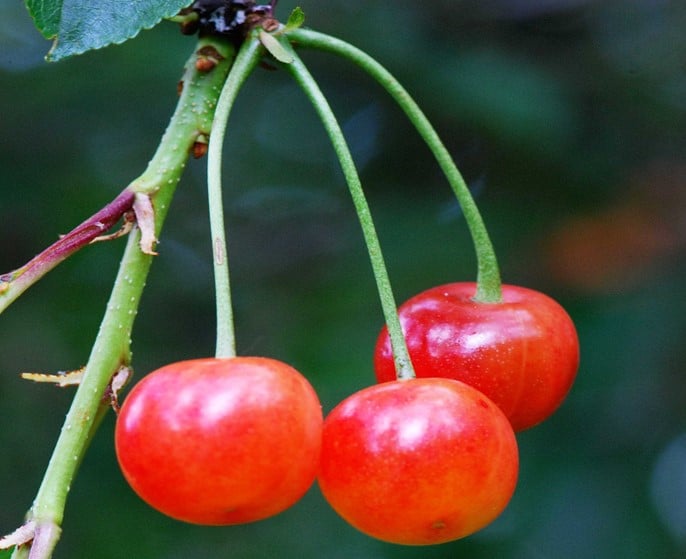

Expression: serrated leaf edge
xmin=46 ymin=5 xmax=186 ymax=62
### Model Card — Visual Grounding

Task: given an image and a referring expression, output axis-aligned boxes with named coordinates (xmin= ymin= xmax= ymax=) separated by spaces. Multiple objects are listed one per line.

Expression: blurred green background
xmin=1 ymin=0 xmax=686 ymax=557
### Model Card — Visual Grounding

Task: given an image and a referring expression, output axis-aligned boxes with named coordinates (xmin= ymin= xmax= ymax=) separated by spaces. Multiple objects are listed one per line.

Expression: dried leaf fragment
xmin=0 ymin=520 xmax=35 ymax=549
xmin=21 ymin=367 xmax=86 ymax=387
xmin=133 ymin=193 xmax=158 ymax=255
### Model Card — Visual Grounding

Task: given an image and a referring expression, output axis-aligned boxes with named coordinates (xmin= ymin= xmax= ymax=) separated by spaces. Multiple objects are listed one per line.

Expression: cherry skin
xmin=374 ymin=282 xmax=579 ymax=431
xmin=115 ymin=356 xmax=323 ymax=525
xmin=317 ymin=378 xmax=519 ymax=545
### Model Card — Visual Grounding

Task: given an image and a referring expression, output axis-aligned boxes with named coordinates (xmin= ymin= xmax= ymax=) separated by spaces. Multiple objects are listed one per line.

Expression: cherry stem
xmin=286 ymin=28 xmax=503 ymax=304
xmin=276 ymin=35 xmax=415 ymax=380
xmin=207 ymin=34 xmax=264 ymax=359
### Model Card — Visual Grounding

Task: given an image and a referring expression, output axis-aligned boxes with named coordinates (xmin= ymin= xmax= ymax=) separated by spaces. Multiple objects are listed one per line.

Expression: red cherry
xmin=318 ymin=378 xmax=519 ymax=545
xmin=375 ymin=282 xmax=579 ymax=431
xmin=115 ymin=356 xmax=323 ymax=525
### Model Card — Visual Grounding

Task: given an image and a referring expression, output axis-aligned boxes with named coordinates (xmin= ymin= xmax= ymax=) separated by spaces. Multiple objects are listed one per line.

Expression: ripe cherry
xmin=317 ymin=378 xmax=519 ymax=545
xmin=374 ymin=282 xmax=579 ymax=431
xmin=115 ymin=356 xmax=323 ymax=525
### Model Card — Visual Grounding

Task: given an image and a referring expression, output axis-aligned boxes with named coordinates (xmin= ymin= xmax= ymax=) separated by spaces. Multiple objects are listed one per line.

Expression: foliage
xmin=25 ymin=0 xmax=190 ymax=61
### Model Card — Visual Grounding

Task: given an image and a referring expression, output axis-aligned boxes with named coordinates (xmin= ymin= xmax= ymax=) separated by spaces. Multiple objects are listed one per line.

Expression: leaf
xmin=25 ymin=0 xmax=62 ymax=38
xmin=285 ymin=6 xmax=305 ymax=30
xmin=259 ymin=30 xmax=293 ymax=64
xmin=25 ymin=0 xmax=192 ymax=61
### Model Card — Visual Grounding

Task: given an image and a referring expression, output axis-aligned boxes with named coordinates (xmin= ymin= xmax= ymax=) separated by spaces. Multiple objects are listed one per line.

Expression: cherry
xmin=317 ymin=378 xmax=519 ymax=545
xmin=374 ymin=282 xmax=579 ymax=431
xmin=114 ymin=356 xmax=323 ymax=525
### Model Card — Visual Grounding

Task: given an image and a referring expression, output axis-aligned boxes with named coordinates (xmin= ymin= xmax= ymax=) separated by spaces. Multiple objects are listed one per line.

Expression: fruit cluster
xmin=114 ymin=9 xmax=580 ymax=547
xmin=0 ymin=5 xmax=581 ymax=558
xmin=115 ymin=281 xmax=578 ymax=545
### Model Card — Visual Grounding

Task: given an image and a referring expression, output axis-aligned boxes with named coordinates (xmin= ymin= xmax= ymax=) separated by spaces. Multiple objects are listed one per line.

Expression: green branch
xmin=8 ymin=36 xmax=235 ymax=559
xmin=287 ymin=28 xmax=502 ymax=303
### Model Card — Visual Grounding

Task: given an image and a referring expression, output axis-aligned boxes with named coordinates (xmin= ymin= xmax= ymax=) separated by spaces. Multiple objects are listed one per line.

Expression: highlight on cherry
xmin=0 ymin=1 xmax=580 ymax=558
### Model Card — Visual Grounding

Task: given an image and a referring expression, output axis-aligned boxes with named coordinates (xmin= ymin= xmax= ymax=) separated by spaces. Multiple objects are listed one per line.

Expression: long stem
xmin=287 ymin=28 xmax=502 ymax=303
xmin=12 ymin=36 xmax=235 ymax=559
xmin=207 ymin=35 xmax=264 ymax=359
xmin=277 ymin=37 xmax=414 ymax=380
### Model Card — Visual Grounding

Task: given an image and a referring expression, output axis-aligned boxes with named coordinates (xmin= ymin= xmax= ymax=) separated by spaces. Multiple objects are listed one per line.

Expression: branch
xmin=0 ymin=189 xmax=135 ymax=314
xmin=3 ymin=34 xmax=237 ymax=559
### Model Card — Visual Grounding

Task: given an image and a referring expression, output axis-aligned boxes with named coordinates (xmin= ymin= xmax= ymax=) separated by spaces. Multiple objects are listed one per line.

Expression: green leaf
xmin=25 ymin=0 xmax=62 ymax=38
xmin=24 ymin=0 xmax=192 ymax=61
xmin=285 ymin=6 xmax=305 ymax=30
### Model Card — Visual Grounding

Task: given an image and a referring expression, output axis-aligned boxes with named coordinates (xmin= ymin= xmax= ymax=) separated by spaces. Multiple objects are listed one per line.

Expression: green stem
xmin=287 ymin=28 xmax=502 ymax=303
xmin=276 ymin=36 xmax=414 ymax=380
xmin=14 ymin=36 xmax=235 ymax=559
xmin=29 ymin=232 xmax=148 ymax=522
xmin=207 ymin=35 xmax=264 ymax=359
